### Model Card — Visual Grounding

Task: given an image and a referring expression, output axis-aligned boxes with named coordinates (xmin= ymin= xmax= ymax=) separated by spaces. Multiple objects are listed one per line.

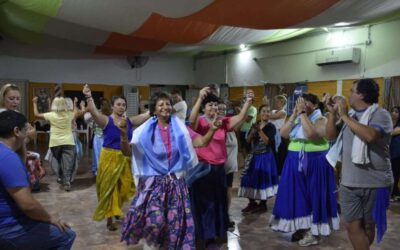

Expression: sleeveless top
xmin=103 ymin=116 xmax=133 ymax=150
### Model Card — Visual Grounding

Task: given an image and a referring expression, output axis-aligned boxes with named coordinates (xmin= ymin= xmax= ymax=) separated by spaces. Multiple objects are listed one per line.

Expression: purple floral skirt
xmin=121 ymin=175 xmax=195 ymax=250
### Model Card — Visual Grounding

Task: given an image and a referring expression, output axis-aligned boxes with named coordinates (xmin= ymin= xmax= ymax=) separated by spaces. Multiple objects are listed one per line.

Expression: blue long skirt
xmin=270 ymin=151 xmax=312 ymax=232
xmin=238 ymin=152 xmax=278 ymax=200
xmin=305 ymin=151 xmax=339 ymax=236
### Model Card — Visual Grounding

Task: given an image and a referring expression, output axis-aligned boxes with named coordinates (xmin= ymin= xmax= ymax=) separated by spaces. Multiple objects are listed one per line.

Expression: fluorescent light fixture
xmin=239 ymin=44 xmax=247 ymax=50
xmin=334 ymin=22 xmax=351 ymax=27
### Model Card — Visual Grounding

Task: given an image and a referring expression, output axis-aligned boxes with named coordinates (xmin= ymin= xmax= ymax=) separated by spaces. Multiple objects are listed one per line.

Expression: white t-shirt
xmin=271 ymin=109 xmax=287 ymax=130
xmin=173 ymin=100 xmax=187 ymax=123
xmin=224 ymin=131 xmax=238 ymax=174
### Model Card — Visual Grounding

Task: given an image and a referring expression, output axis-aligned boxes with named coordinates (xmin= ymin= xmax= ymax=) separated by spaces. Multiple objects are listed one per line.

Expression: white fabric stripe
xmin=270 ymin=215 xmax=313 ymax=233
xmin=44 ymin=18 xmax=110 ymax=45
xmin=311 ymin=216 xmax=340 ymax=236
xmin=203 ymin=26 xmax=277 ymax=45
xmin=55 ymin=0 xmax=213 ymax=34
xmin=238 ymin=186 xmax=278 ymax=200
xmin=295 ymin=0 xmax=400 ymax=28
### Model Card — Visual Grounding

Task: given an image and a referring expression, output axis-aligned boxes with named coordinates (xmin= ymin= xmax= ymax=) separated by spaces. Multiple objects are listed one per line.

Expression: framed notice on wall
xmin=33 ymin=87 xmax=54 ymax=113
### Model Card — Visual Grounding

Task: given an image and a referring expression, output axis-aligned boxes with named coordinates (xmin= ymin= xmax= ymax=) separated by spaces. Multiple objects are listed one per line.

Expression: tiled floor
xmin=30 ymin=142 xmax=400 ymax=250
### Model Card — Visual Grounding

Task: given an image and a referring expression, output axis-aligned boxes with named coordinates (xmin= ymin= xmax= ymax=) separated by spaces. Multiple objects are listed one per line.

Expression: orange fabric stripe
xmin=97 ymin=0 xmax=339 ymax=54
xmin=188 ymin=0 xmax=339 ymax=29
xmin=95 ymin=33 xmax=166 ymax=55
xmin=131 ymin=13 xmax=218 ymax=44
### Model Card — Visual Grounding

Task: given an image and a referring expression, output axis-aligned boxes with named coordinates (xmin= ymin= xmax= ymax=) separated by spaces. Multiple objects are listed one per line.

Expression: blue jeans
xmin=0 ymin=220 xmax=76 ymax=250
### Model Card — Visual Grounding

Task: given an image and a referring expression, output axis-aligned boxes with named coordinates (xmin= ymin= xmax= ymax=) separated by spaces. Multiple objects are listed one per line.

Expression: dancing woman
xmin=83 ymin=84 xmax=148 ymax=230
xmin=120 ymin=91 xmax=221 ymax=249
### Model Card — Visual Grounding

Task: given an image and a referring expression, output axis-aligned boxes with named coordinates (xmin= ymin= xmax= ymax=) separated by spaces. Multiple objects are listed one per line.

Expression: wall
xmin=0 ymin=41 xmax=195 ymax=85
xmin=2 ymin=19 xmax=400 ymax=87
xmin=194 ymin=18 xmax=400 ymax=86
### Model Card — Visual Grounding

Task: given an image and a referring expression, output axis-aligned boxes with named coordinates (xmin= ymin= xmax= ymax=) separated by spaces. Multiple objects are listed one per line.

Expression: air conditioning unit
xmin=315 ymin=47 xmax=361 ymax=66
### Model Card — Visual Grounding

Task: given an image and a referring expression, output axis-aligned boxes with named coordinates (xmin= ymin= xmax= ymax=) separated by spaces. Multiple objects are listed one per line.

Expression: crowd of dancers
xmin=0 ymin=78 xmax=399 ymax=250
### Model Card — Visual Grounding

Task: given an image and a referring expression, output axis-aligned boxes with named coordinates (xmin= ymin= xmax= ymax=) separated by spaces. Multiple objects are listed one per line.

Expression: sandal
xmin=106 ymin=222 xmax=117 ymax=231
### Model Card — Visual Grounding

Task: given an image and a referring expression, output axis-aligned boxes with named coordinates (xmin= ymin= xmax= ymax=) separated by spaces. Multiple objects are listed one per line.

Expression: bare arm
xmin=337 ymin=99 xmax=381 ymax=143
xmin=189 ymin=87 xmax=210 ymax=131
xmin=8 ymin=187 xmax=70 ymax=231
xmin=191 ymin=119 xmax=222 ymax=147
xmin=324 ymin=94 xmax=339 ymax=140
xmin=280 ymin=113 xmax=296 ymax=139
xmin=269 ymin=110 xmax=286 ymax=120
xmin=341 ymin=115 xmax=381 ymax=143
xmin=116 ymin=118 xmax=132 ymax=156
xmin=130 ymin=111 xmax=150 ymax=126
xmin=393 ymin=127 xmax=400 ymax=136
xmin=83 ymin=84 xmax=108 ymax=128
xmin=228 ymin=93 xmax=254 ymax=131
xmin=326 ymin=112 xmax=339 ymax=140
xmin=32 ymin=97 xmax=45 ymax=119
xmin=299 ymin=114 xmax=327 ymax=141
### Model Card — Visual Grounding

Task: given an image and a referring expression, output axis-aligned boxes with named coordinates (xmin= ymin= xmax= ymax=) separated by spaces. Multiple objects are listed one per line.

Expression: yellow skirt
xmin=93 ymin=148 xmax=135 ymax=221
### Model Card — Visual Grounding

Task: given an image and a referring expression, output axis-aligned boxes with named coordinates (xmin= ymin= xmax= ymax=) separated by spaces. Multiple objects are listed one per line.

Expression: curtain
xmin=264 ymin=83 xmax=297 ymax=108
xmin=385 ymin=76 xmax=400 ymax=110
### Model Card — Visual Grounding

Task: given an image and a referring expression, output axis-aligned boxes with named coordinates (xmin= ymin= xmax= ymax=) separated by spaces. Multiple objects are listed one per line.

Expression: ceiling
xmin=1 ymin=0 xmax=400 ymax=56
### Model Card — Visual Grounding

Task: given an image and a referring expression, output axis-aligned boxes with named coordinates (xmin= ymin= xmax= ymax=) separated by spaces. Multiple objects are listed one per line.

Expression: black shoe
xmin=241 ymin=203 xmax=258 ymax=214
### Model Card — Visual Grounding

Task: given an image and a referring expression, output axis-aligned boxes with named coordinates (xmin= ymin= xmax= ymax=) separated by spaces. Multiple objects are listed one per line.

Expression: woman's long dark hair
xmin=392 ymin=106 xmax=400 ymax=128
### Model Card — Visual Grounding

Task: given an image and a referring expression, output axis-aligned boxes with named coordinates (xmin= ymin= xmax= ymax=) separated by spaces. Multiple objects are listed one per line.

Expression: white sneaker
xmin=298 ymin=231 xmax=319 ymax=247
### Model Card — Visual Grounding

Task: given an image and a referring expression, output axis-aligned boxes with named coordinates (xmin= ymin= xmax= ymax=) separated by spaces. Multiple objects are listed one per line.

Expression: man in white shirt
xmin=171 ymin=89 xmax=187 ymax=123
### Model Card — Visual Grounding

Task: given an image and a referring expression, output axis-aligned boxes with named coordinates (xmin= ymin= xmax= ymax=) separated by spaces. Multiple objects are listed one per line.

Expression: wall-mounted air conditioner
xmin=315 ymin=47 xmax=361 ymax=66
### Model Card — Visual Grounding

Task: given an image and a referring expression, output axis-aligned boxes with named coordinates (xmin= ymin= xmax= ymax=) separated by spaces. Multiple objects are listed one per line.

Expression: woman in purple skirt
xmin=118 ymin=91 xmax=221 ymax=249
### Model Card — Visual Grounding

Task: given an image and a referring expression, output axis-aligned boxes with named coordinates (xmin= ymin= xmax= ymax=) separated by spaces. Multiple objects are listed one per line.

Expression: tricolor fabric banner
xmin=1 ymin=0 xmax=400 ymax=56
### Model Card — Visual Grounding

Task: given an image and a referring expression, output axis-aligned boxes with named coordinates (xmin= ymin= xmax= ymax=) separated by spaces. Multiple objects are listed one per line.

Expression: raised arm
xmin=189 ymin=87 xmax=210 ymax=131
xmin=130 ymin=111 xmax=150 ymax=126
xmin=83 ymin=84 xmax=108 ymax=128
xmin=296 ymin=97 xmax=327 ymax=140
xmin=269 ymin=110 xmax=286 ymax=120
xmin=228 ymin=92 xmax=254 ymax=131
xmin=191 ymin=117 xmax=222 ymax=147
xmin=325 ymin=94 xmax=339 ymax=140
xmin=32 ymin=97 xmax=45 ymax=119
xmin=116 ymin=117 xmax=132 ymax=156
xmin=337 ymin=99 xmax=382 ymax=143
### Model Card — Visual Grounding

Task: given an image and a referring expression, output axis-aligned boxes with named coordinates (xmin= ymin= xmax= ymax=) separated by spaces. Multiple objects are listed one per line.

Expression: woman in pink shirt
xmin=188 ymin=87 xmax=254 ymax=249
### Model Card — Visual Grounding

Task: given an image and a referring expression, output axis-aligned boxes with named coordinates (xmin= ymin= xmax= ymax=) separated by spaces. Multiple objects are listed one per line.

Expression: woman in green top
xmin=270 ymin=93 xmax=339 ymax=247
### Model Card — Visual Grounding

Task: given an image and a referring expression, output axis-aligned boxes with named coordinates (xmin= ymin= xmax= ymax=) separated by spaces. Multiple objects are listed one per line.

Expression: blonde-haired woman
xmin=1 ymin=84 xmax=45 ymax=191
xmin=33 ymin=96 xmax=78 ymax=191
xmin=0 ymin=83 xmax=21 ymax=112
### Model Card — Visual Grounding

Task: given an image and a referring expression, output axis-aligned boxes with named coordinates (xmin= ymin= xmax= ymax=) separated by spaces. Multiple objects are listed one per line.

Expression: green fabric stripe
xmin=288 ymin=139 xmax=329 ymax=152
xmin=203 ymin=28 xmax=313 ymax=53
xmin=254 ymin=28 xmax=314 ymax=44
xmin=0 ymin=0 xmax=61 ymax=44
